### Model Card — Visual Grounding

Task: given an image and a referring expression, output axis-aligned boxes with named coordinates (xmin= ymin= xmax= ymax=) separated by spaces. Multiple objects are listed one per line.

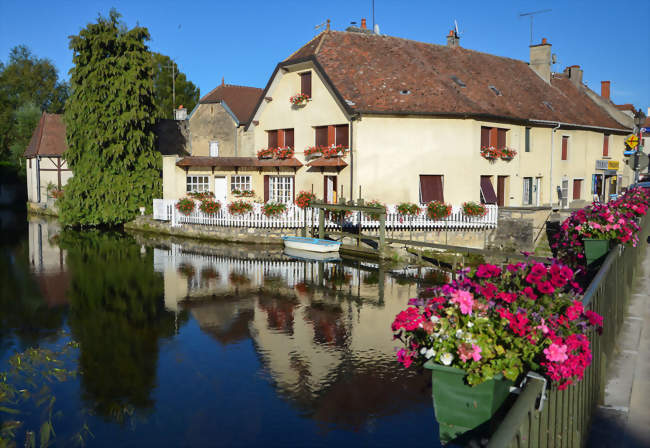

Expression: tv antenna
xmin=454 ymin=19 xmax=463 ymax=37
xmin=519 ymin=9 xmax=552 ymax=45
xmin=314 ymin=21 xmax=326 ymax=32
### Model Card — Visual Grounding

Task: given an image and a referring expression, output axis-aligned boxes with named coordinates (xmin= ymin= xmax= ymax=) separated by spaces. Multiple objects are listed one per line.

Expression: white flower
xmin=467 ymin=322 xmax=474 ymax=328
xmin=431 ymin=315 xmax=440 ymax=324
xmin=440 ymin=353 xmax=454 ymax=365
xmin=425 ymin=348 xmax=436 ymax=359
xmin=420 ymin=347 xmax=427 ymax=355
xmin=455 ymin=329 xmax=464 ymax=339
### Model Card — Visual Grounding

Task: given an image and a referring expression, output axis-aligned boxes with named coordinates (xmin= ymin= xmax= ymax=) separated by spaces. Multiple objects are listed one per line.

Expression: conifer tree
xmin=60 ymin=10 xmax=160 ymax=226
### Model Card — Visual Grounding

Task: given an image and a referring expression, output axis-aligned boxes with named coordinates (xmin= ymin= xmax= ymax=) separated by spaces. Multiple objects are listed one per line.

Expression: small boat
xmin=281 ymin=236 xmax=341 ymax=253
xmin=283 ymin=247 xmax=341 ymax=262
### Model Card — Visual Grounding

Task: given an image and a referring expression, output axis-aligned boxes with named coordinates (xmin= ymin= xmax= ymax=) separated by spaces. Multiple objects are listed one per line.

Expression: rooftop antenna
xmin=454 ymin=19 xmax=463 ymax=37
xmin=314 ymin=21 xmax=327 ymax=33
xmin=372 ymin=0 xmax=375 ymax=29
xmin=519 ymin=9 xmax=552 ymax=45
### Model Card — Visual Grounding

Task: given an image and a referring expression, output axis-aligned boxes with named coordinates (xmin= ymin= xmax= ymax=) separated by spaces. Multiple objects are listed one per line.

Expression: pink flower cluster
xmin=553 ymin=187 xmax=650 ymax=269
xmin=391 ymin=258 xmax=603 ymax=388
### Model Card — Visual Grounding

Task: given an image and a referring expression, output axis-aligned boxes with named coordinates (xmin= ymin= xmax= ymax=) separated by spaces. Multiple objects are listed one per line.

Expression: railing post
xmin=318 ymin=208 xmax=325 ymax=239
xmin=379 ymin=212 xmax=386 ymax=257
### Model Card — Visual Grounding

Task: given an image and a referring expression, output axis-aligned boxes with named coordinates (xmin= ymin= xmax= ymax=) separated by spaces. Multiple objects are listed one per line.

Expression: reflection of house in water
xmin=27 ymin=219 xmax=69 ymax=307
xmin=153 ymin=244 xmax=429 ymax=428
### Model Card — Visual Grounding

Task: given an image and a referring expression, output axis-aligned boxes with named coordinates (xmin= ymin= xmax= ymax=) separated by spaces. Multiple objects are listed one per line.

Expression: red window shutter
xmin=268 ymin=130 xmax=278 ymax=148
xmin=335 ymin=124 xmax=349 ymax=147
xmin=497 ymin=176 xmax=506 ymax=206
xmin=277 ymin=130 xmax=285 ymax=147
xmin=264 ymin=176 xmax=270 ymax=202
xmin=480 ymin=176 xmax=498 ymax=204
xmin=300 ymin=72 xmax=312 ymax=97
xmin=497 ymin=129 xmax=507 ymax=149
xmin=327 ymin=126 xmax=335 ymax=146
xmin=323 ymin=176 xmax=328 ymax=203
xmin=315 ymin=126 xmax=328 ymax=147
xmin=419 ymin=175 xmax=444 ymax=203
xmin=489 ymin=128 xmax=498 ymax=147
xmin=573 ymin=179 xmax=582 ymax=200
xmin=480 ymin=127 xmax=490 ymax=148
xmin=284 ymin=129 xmax=294 ymax=148
xmin=603 ymin=134 xmax=609 ymax=157
xmin=561 ymin=136 xmax=568 ymax=160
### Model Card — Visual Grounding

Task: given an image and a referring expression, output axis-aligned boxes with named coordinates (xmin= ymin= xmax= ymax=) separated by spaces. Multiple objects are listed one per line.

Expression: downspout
xmin=36 ymin=156 xmax=41 ymax=203
xmin=349 ymin=119 xmax=354 ymax=200
xmin=550 ymin=122 xmax=561 ymax=207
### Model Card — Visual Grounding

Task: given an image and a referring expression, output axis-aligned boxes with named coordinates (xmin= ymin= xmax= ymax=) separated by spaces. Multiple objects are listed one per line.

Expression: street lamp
xmin=633 ymin=109 xmax=646 ymax=183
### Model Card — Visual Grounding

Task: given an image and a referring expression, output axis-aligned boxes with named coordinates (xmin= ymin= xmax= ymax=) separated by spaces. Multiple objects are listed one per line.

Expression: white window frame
xmin=186 ymin=175 xmax=210 ymax=193
xmin=209 ymin=140 xmax=219 ymax=157
xmin=269 ymin=176 xmax=293 ymax=204
xmin=523 ymin=177 xmax=533 ymax=206
xmin=231 ymin=175 xmax=251 ymax=192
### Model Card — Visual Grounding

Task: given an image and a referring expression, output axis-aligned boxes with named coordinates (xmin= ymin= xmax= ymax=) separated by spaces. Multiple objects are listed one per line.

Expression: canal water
xmin=1 ymin=213 xmax=446 ymax=447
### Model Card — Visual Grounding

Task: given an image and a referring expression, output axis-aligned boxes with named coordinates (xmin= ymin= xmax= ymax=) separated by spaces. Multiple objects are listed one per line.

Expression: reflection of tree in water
xmin=257 ymin=294 xmax=298 ymax=335
xmin=59 ymin=230 xmax=185 ymax=421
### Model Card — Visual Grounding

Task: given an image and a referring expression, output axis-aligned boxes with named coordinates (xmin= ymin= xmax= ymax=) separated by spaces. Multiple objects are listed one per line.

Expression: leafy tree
xmin=151 ymin=53 xmax=199 ymax=119
xmin=0 ymin=46 xmax=68 ymax=163
xmin=8 ymin=102 xmax=41 ymax=170
xmin=60 ymin=10 xmax=161 ymax=226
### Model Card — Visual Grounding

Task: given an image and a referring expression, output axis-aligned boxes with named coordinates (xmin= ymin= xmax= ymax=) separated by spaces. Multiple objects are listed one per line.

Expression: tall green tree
xmin=0 ymin=45 xmax=68 ymax=163
xmin=9 ymin=102 xmax=41 ymax=170
xmin=151 ymin=53 xmax=199 ymax=119
xmin=60 ymin=10 xmax=161 ymax=227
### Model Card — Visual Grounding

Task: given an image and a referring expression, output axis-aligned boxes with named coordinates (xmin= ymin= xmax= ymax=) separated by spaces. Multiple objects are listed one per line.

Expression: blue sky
xmin=1 ymin=0 xmax=649 ymax=111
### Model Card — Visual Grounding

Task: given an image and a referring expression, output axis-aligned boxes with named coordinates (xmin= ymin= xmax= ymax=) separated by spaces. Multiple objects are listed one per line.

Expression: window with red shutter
xmin=268 ymin=130 xmax=278 ymax=148
xmin=284 ymin=129 xmax=294 ymax=148
xmin=497 ymin=129 xmax=507 ymax=149
xmin=561 ymin=136 xmax=569 ymax=160
xmin=300 ymin=72 xmax=312 ymax=97
xmin=603 ymin=134 xmax=609 ymax=157
xmin=419 ymin=175 xmax=444 ymax=203
xmin=335 ymin=125 xmax=349 ymax=147
xmin=315 ymin=126 xmax=328 ymax=147
xmin=480 ymin=127 xmax=490 ymax=149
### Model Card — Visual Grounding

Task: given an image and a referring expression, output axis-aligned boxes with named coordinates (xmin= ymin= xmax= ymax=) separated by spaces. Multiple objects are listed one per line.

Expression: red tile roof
xmin=176 ymin=156 xmax=303 ymax=168
xmin=283 ymin=31 xmax=628 ymax=131
xmin=24 ymin=113 xmax=67 ymax=158
xmin=199 ymin=83 xmax=263 ymax=124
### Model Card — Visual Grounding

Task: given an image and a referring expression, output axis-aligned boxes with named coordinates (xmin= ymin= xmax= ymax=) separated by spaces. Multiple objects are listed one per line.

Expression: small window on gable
xmin=525 ymin=127 xmax=531 ymax=152
xmin=300 ymin=71 xmax=312 ymax=98
xmin=209 ymin=141 xmax=219 ymax=157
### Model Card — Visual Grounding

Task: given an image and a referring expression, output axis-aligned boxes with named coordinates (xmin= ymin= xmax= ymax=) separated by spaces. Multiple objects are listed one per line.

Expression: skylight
xmin=542 ymin=101 xmax=554 ymax=111
xmin=451 ymin=76 xmax=466 ymax=88
xmin=399 ymin=90 xmax=411 ymax=95
xmin=489 ymin=85 xmax=502 ymax=96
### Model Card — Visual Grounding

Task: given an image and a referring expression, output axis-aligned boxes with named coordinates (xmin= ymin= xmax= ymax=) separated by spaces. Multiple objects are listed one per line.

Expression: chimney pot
xmin=542 ymin=37 xmax=547 ymax=44
xmin=601 ymin=81 xmax=611 ymax=100
xmin=447 ymin=30 xmax=460 ymax=48
xmin=361 ymin=18 xmax=367 ymax=29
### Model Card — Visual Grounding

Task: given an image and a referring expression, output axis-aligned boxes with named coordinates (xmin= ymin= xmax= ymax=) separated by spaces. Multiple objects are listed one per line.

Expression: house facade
xmin=161 ymin=26 xmax=634 ymax=209
xmin=24 ymin=112 xmax=71 ymax=204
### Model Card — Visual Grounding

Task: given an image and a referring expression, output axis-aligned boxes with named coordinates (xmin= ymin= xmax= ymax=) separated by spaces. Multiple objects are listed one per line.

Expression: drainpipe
xmin=550 ymin=122 xmax=561 ymax=207
xmin=36 ymin=156 xmax=41 ymax=203
xmin=349 ymin=119 xmax=354 ymax=200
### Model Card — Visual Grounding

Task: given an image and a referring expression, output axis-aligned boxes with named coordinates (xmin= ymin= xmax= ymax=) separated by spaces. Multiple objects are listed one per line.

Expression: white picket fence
xmin=152 ymin=199 xmax=498 ymax=230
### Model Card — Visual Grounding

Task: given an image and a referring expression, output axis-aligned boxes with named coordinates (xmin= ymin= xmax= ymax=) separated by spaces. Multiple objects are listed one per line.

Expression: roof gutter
xmin=529 ymin=119 xmax=630 ymax=134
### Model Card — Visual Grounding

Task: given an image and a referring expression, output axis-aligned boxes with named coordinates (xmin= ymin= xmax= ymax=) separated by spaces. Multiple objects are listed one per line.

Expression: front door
xmin=497 ymin=176 xmax=507 ymax=207
xmin=324 ymin=176 xmax=337 ymax=203
xmin=214 ymin=176 xmax=227 ymax=205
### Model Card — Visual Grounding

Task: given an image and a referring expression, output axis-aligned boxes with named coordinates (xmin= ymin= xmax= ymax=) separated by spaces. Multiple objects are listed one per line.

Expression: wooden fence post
xmin=319 ymin=209 xmax=325 ymax=239
xmin=379 ymin=212 xmax=386 ymax=257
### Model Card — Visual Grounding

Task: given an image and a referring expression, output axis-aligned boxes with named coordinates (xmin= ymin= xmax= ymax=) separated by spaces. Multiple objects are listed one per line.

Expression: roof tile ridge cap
xmin=199 ymin=84 xmax=224 ymax=102
xmin=314 ymin=30 xmax=328 ymax=55
xmin=285 ymin=31 xmax=325 ymax=61
xmin=223 ymin=83 xmax=263 ymax=91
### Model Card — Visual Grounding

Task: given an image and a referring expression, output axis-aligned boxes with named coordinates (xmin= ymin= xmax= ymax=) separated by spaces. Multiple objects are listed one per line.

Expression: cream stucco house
xmin=162 ymin=25 xmax=634 ymax=209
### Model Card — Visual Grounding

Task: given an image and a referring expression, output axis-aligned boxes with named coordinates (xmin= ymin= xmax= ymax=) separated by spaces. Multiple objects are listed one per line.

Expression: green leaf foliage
xmin=60 ymin=10 xmax=161 ymax=227
xmin=151 ymin=53 xmax=199 ymax=119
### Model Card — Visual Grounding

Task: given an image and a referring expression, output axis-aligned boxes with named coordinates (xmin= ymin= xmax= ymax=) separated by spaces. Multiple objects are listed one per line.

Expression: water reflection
xmin=152 ymin=243 xmax=433 ymax=429
xmin=58 ymin=230 xmax=186 ymax=421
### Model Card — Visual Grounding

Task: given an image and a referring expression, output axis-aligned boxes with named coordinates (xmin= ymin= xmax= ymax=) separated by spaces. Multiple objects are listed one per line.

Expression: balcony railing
xmin=487 ymin=214 xmax=650 ymax=447
xmin=152 ymin=199 xmax=498 ymax=230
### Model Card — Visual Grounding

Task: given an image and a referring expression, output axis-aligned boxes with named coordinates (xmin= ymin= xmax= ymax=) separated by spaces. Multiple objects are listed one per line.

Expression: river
xmin=0 ymin=212 xmax=446 ymax=447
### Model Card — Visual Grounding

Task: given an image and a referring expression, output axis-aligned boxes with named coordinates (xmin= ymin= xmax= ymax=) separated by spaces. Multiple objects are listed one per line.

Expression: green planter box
xmin=424 ymin=360 xmax=513 ymax=442
xmin=583 ymin=238 xmax=611 ymax=265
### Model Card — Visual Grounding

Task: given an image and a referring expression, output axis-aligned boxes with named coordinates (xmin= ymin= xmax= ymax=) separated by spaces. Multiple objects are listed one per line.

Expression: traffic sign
xmin=626 ymin=134 xmax=640 ymax=149
xmin=642 ymin=127 xmax=649 ymax=134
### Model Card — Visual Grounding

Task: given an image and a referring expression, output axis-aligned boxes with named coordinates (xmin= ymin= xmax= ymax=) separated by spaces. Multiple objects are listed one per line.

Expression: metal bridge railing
xmin=488 ymin=215 xmax=650 ymax=448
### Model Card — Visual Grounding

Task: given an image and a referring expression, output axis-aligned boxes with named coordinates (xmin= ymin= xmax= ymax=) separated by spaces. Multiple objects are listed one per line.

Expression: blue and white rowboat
xmin=281 ymin=236 xmax=341 ymax=253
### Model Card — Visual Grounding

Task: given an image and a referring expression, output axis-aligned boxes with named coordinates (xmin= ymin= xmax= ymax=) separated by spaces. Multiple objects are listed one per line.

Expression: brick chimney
xmin=529 ymin=38 xmax=551 ymax=83
xmin=447 ymin=30 xmax=460 ymax=48
xmin=361 ymin=18 xmax=367 ymax=29
xmin=601 ymin=81 xmax=611 ymax=100
xmin=564 ymin=65 xmax=583 ymax=88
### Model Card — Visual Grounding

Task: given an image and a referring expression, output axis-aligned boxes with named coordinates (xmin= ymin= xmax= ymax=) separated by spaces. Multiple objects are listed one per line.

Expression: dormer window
xmin=488 ymin=85 xmax=502 ymax=96
xmin=451 ymin=76 xmax=466 ymax=88
xmin=300 ymin=71 xmax=312 ymax=98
